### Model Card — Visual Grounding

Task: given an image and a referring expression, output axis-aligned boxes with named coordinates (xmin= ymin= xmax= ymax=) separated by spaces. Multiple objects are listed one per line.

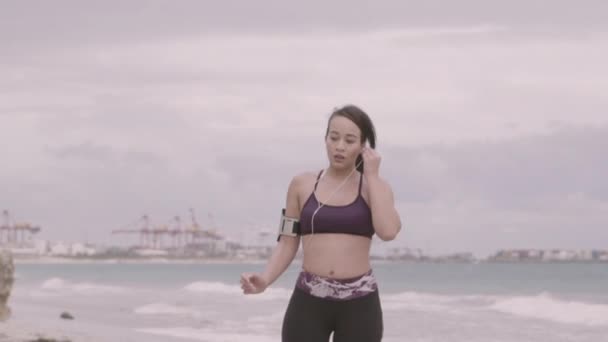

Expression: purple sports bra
xmin=299 ymin=170 xmax=375 ymax=238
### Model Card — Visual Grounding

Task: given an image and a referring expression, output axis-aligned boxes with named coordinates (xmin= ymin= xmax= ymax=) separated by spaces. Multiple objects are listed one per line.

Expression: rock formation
xmin=0 ymin=248 xmax=14 ymax=321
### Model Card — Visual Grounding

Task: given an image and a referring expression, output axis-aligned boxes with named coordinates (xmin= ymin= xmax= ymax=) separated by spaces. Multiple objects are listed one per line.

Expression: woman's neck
xmin=324 ymin=165 xmax=358 ymax=181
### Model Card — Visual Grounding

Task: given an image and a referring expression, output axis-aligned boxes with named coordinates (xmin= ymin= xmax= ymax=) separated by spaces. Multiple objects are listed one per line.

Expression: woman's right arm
xmin=241 ymin=175 xmax=302 ymax=293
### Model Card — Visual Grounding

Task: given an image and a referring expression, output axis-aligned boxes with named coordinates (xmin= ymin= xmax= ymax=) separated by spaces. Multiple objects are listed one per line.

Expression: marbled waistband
xmin=295 ymin=269 xmax=378 ymax=301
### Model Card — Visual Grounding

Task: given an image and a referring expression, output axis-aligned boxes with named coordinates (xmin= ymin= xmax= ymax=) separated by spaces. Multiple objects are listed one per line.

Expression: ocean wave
xmin=247 ymin=311 xmax=284 ymax=324
xmin=134 ymin=303 xmax=201 ymax=317
xmin=489 ymin=292 xmax=608 ymax=326
xmin=183 ymin=281 xmax=242 ymax=295
xmin=183 ymin=281 xmax=292 ymax=300
xmin=39 ymin=277 xmax=127 ymax=295
xmin=381 ymin=291 xmax=494 ymax=313
xmin=381 ymin=290 xmax=608 ymax=326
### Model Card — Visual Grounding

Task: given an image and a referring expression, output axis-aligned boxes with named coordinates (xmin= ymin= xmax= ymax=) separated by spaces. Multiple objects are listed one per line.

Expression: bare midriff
xmin=301 ymin=233 xmax=372 ymax=279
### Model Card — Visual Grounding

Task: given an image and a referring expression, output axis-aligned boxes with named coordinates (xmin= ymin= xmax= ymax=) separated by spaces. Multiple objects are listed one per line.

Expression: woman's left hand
xmin=361 ymin=147 xmax=381 ymax=178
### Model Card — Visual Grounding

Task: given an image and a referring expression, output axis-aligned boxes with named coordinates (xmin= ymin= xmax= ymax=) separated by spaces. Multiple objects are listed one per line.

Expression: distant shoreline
xmin=12 ymin=256 xmax=268 ymax=265
xmin=11 ymin=256 xmax=608 ymax=265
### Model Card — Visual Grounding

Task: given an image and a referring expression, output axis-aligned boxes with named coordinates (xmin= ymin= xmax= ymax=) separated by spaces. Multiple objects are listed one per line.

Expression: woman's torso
xmin=296 ymin=170 xmax=374 ymax=279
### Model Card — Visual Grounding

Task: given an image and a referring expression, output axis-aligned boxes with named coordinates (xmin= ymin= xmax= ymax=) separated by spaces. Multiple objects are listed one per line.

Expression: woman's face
xmin=325 ymin=115 xmax=364 ymax=170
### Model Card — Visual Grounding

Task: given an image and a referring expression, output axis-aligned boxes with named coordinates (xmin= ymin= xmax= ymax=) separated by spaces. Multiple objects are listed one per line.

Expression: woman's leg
xmin=282 ymin=287 xmax=335 ymax=342
xmin=332 ymin=290 xmax=383 ymax=342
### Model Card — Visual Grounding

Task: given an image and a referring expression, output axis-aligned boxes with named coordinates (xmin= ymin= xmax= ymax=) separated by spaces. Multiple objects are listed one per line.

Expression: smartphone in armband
xmin=277 ymin=208 xmax=300 ymax=241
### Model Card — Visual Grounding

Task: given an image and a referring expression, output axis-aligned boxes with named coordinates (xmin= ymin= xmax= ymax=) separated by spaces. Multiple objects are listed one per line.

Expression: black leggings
xmin=282 ymin=287 xmax=383 ymax=342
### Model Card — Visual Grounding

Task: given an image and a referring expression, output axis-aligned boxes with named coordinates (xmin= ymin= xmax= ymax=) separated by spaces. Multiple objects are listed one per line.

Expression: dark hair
xmin=325 ymin=104 xmax=376 ymax=173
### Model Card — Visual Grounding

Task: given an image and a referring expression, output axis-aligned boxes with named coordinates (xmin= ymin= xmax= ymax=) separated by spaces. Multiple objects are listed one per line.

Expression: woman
xmin=240 ymin=104 xmax=402 ymax=342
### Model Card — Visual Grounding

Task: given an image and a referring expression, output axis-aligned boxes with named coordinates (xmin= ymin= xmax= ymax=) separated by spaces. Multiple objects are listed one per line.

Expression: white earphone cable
xmin=310 ymin=160 xmax=363 ymax=236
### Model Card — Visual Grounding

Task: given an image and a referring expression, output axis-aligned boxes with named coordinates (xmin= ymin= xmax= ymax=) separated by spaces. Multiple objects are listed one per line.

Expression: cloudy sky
xmin=1 ymin=0 xmax=607 ymax=257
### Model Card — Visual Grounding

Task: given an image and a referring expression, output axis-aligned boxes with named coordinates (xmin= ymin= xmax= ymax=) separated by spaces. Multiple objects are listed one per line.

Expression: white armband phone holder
xmin=277 ymin=208 xmax=300 ymax=241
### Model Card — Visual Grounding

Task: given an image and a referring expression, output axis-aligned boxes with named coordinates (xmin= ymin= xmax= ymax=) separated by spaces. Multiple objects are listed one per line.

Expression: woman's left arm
xmin=362 ymin=147 xmax=402 ymax=241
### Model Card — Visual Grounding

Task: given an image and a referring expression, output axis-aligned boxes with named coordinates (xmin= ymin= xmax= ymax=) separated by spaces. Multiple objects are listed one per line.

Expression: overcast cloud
xmin=1 ymin=1 xmax=607 ymax=256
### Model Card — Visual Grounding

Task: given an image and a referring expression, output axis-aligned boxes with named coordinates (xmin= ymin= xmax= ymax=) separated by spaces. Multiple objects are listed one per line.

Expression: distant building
xmin=595 ymin=250 xmax=608 ymax=261
xmin=49 ymin=242 xmax=70 ymax=256
xmin=70 ymin=243 xmax=97 ymax=256
xmin=134 ymin=249 xmax=169 ymax=257
xmin=487 ymin=249 xmax=607 ymax=263
xmin=435 ymin=252 xmax=475 ymax=263
xmin=386 ymin=247 xmax=424 ymax=261
xmin=579 ymin=250 xmax=594 ymax=261
xmin=34 ymin=240 xmax=49 ymax=255
xmin=6 ymin=247 xmax=39 ymax=258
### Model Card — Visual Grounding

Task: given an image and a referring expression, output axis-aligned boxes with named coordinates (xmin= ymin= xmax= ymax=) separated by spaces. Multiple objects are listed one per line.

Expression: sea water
xmin=7 ymin=261 xmax=608 ymax=341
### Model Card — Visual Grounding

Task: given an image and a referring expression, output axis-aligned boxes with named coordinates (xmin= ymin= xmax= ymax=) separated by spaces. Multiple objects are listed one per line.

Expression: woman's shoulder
xmin=289 ymin=170 xmax=322 ymax=190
